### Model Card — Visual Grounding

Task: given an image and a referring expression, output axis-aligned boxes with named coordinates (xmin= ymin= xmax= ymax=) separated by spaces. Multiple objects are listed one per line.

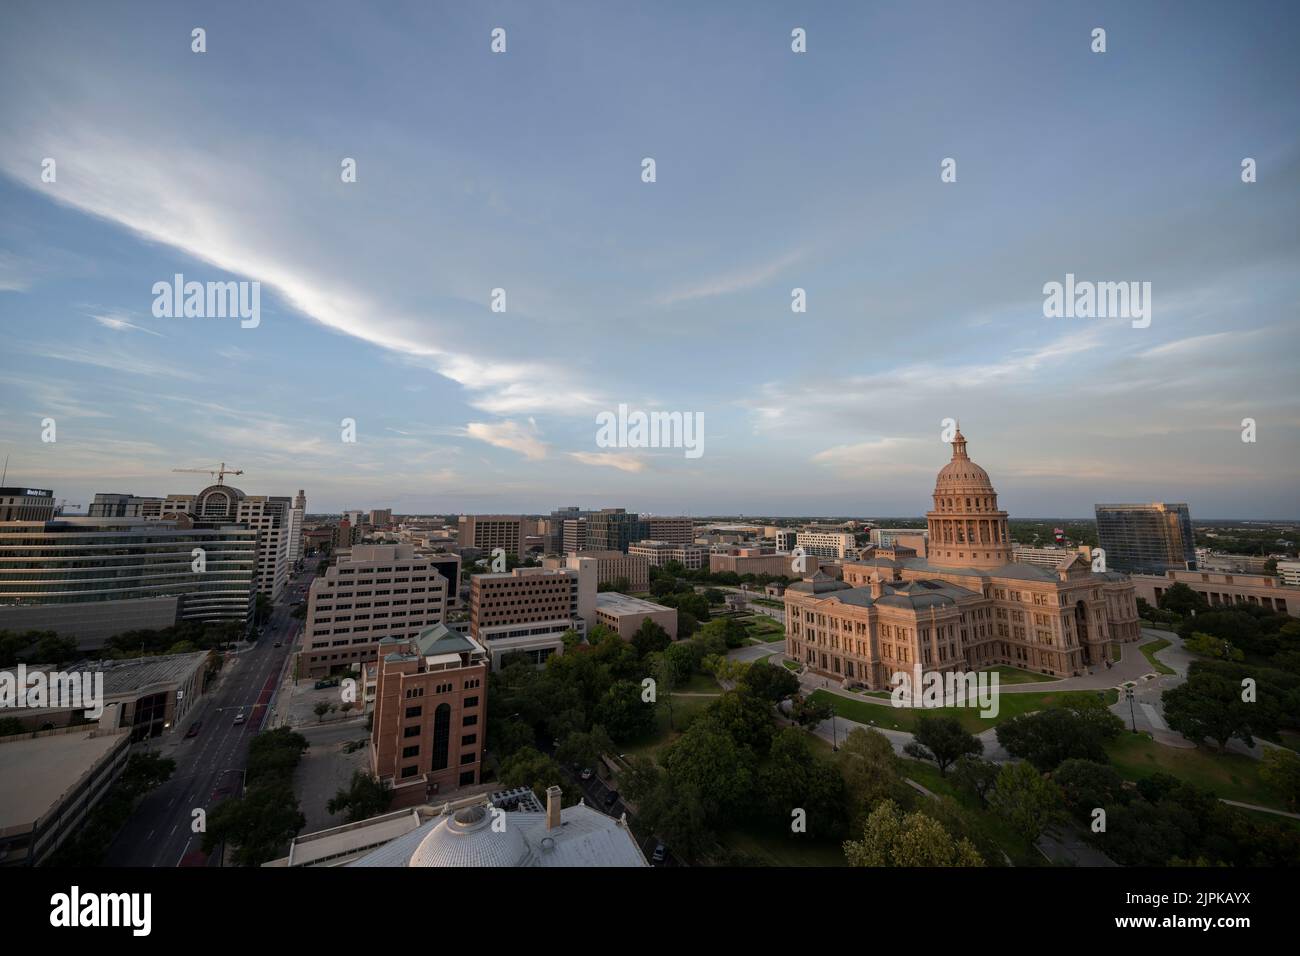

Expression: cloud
xmin=88 ymin=310 xmax=162 ymax=336
xmin=568 ymin=451 xmax=646 ymax=473
xmin=463 ymin=420 xmax=548 ymax=460
xmin=657 ymin=248 xmax=807 ymax=307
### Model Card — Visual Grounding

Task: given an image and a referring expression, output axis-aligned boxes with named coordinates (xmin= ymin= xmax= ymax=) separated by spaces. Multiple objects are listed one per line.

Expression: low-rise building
xmin=1131 ymin=568 xmax=1297 ymax=617
xmin=0 ymin=725 xmax=131 ymax=866
xmin=545 ymin=550 xmax=649 ymax=592
xmin=709 ymin=548 xmax=795 ymax=578
xmin=469 ymin=558 xmax=596 ymax=668
xmin=593 ymin=592 xmax=677 ymax=640
xmin=629 ymin=540 xmax=708 ymax=571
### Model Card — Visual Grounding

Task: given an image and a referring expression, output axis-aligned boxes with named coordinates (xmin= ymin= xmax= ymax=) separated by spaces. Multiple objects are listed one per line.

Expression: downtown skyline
xmin=1 ymin=0 xmax=1298 ymax=518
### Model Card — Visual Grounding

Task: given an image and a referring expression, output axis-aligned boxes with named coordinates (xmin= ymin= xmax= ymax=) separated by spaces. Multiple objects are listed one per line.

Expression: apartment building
xmin=297 ymin=544 xmax=449 ymax=679
xmin=629 ymin=540 xmax=708 ymax=571
xmin=796 ymin=529 xmax=856 ymax=560
xmin=369 ymin=625 xmax=489 ymax=807
xmin=643 ymin=517 xmax=695 ymax=547
xmin=469 ymin=558 xmax=595 ymax=668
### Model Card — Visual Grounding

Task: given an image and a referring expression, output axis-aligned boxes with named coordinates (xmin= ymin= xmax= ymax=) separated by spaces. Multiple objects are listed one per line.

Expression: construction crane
xmin=54 ymin=499 xmax=83 ymax=516
xmin=173 ymin=462 xmax=244 ymax=485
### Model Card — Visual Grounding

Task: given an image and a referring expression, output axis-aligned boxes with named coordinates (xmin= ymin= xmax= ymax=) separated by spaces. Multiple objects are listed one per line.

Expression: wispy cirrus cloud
xmin=568 ymin=451 xmax=646 ymax=473
xmin=656 ymin=247 xmax=808 ymax=307
xmin=463 ymin=420 xmax=548 ymax=460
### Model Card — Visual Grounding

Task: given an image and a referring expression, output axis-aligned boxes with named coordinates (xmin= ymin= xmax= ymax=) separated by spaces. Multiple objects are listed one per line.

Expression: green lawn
xmin=1104 ymin=732 xmax=1287 ymax=811
xmin=1139 ymin=638 xmax=1176 ymax=675
xmin=752 ymin=598 xmax=785 ymax=610
xmin=622 ymin=693 xmax=716 ymax=761
xmin=676 ymin=671 xmax=722 ymax=694
xmin=810 ymin=687 xmax=1118 ymax=735
xmin=1110 ymin=642 xmax=1122 ymax=663
xmin=782 ymin=659 xmax=801 ymax=672
xmin=983 ymin=665 xmax=1055 ymax=685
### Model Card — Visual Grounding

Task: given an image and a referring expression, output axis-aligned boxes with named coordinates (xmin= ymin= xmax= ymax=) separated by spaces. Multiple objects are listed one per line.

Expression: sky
xmin=1 ymin=0 xmax=1297 ymax=519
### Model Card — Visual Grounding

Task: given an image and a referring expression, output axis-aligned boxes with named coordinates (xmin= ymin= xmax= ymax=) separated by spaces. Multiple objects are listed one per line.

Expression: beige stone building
xmin=297 ymin=544 xmax=448 ymax=679
xmin=630 ymin=540 xmax=708 ymax=571
xmin=593 ymin=591 xmax=678 ymax=640
xmin=544 ymin=549 xmax=649 ymax=592
xmin=784 ymin=430 xmax=1140 ymax=686
xmin=1130 ymin=568 xmax=1297 ymax=617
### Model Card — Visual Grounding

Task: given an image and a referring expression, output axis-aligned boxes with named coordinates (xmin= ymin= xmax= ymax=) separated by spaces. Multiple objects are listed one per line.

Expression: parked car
xmin=233 ymin=710 xmax=246 ymax=725
xmin=651 ymin=842 xmax=667 ymax=864
xmin=184 ymin=721 xmax=202 ymax=739
xmin=603 ymin=789 xmax=619 ymax=810
xmin=580 ymin=767 xmax=594 ymax=781
xmin=273 ymin=641 xmax=282 ymax=648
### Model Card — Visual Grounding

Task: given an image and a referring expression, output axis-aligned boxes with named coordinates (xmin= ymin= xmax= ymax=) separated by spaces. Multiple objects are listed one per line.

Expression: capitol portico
xmin=784 ymin=429 xmax=1141 ymax=687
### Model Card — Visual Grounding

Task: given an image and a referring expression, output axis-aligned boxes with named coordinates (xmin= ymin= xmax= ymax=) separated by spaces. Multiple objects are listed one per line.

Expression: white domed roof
xmin=408 ymin=804 xmax=531 ymax=868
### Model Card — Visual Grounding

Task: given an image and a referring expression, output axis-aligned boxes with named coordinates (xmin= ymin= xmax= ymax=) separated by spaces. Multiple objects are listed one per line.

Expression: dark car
xmin=651 ymin=842 xmax=667 ymax=864
xmin=603 ymin=790 xmax=619 ymax=810
xmin=273 ymin=641 xmax=282 ymax=648
xmin=184 ymin=721 xmax=202 ymax=739
xmin=580 ymin=767 xmax=594 ymax=781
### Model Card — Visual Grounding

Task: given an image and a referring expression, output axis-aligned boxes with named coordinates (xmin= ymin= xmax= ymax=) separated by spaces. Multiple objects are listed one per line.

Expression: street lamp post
xmin=1125 ymin=686 xmax=1137 ymax=733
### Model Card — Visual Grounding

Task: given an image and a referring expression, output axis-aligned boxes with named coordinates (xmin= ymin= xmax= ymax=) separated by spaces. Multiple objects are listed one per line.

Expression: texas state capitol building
xmin=784 ymin=430 xmax=1140 ymax=686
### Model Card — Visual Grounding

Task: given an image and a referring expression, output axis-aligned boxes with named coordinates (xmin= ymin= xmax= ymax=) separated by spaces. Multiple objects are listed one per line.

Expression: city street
xmin=104 ymin=563 xmax=315 ymax=867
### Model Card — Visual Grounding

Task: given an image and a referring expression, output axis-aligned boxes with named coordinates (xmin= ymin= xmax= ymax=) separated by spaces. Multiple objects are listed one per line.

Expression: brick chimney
xmin=545 ymin=785 xmax=562 ymax=830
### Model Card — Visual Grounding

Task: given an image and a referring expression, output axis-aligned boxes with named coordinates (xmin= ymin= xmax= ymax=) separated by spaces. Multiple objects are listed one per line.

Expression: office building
xmin=629 ymin=540 xmax=708 ymax=571
xmin=0 ymin=488 xmax=56 ymax=522
xmin=86 ymin=493 xmax=165 ymax=519
xmin=458 ymin=515 xmax=535 ymax=559
xmin=561 ymin=518 xmax=588 ymax=554
xmin=1095 ymin=502 xmax=1196 ymax=574
xmin=586 ymin=509 xmax=646 ymax=553
xmin=368 ymin=625 xmax=489 ymax=806
xmin=1279 ymin=561 xmax=1300 ymax=587
xmin=1012 ymin=545 xmax=1083 ymax=570
xmin=369 ymin=509 xmax=393 ymax=528
xmin=297 ymin=544 xmax=449 ymax=679
xmin=469 ymin=558 xmax=595 ymax=668
xmin=546 ymin=507 xmax=591 ymax=553
xmin=545 ymin=550 xmax=649 ymax=593
xmin=643 ymin=516 xmax=695 ymax=547
xmin=870 ymin=528 xmax=929 ymax=556
xmin=0 ymin=517 xmax=257 ymax=646
xmin=288 ymin=490 xmax=307 ymax=562
xmin=709 ymin=548 xmax=796 ymax=578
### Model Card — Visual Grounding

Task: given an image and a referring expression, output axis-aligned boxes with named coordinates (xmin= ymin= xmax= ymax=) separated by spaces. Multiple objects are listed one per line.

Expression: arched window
xmin=432 ymin=703 xmax=451 ymax=771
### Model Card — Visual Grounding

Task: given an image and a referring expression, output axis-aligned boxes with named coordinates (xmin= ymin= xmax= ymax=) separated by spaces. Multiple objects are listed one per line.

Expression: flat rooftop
xmin=595 ymin=592 xmax=671 ymax=615
xmin=0 ymin=729 xmax=127 ymax=829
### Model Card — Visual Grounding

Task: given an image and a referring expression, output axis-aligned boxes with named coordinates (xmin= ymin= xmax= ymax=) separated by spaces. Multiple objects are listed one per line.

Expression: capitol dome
xmin=408 ymin=804 xmax=531 ymax=868
xmin=925 ymin=428 xmax=1012 ymax=569
xmin=933 ymin=429 xmax=993 ymax=491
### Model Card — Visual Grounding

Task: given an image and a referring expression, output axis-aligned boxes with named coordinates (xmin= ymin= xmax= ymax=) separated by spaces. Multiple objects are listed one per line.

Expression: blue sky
xmin=1 ymin=0 xmax=1297 ymax=518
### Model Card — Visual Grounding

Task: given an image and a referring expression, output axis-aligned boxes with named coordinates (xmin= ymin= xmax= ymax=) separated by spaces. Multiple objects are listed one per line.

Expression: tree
xmin=314 ymin=701 xmax=332 ymax=723
xmin=950 ymin=756 xmax=999 ymax=805
xmin=593 ymin=680 xmax=656 ymax=742
xmin=488 ymin=717 xmax=536 ymax=759
xmin=1164 ymin=672 xmax=1272 ymax=751
xmin=699 ymin=688 xmax=775 ymax=754
xmin=1184 ymin=631 xmax=1245 ymax=662
xmin=327 ymin=771 xmax=393 ymax=823
xmin=1260 ymin=749 xmax=1300 ymax=812
xmin=739 ymin=660 xmax=800 ymax=701
xmin=0 ymin=716 xmax=27 ymax=737
xmin=1158 ymin=582 xmax=1208 ymax=618
xmin=498 ymin=746 xmax=570 ymax=802
xmin=789 ymin=692 xmax=834 ymax=732
xmin=1052 ymin=759 xmax=1125 ymax=819
xmin=838 ymin=728 xmax=903 ymax=825
xmin=662 ymin=724 xmax=755 ymax=819
xmin=759 ymin=727 xmax=846 ymax=838
xmin=556 ymin=725 xmax=614 ymax=770
xmin=631 ymin=618 xmax=672 ymax=658
xmin=842 ymin=799 xmax=983 ymax=867
xmin=903 ymin=714 xmax=982 ymax=776
xmin=995 ymin=700 xmax=1123 ymax=771
xmin=597 ymin=577 xmax=631 ymax=593
xmin=988 ymin=761 xmax=1064 ymax=846
xmin=203 ymin=782 xmax=306 ymax=866
xmin=698 ymin=616 xmax=747 ymax=649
